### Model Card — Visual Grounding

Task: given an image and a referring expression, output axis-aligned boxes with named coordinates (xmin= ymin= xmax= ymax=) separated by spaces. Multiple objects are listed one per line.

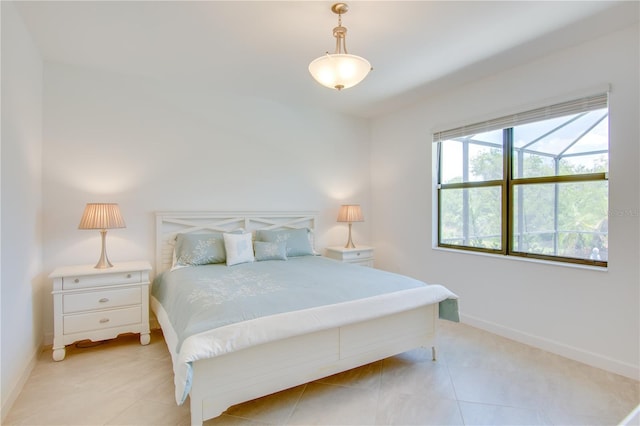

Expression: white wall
xmin=3 ymin=5 xmax=636 ymax=419
xmin=41 ymin=62 xmax=373 ymax=341
xmin=0 ymin=1 xmax=44 ymax=418
xmin=371 ymin=24 xmax=640 ymax=379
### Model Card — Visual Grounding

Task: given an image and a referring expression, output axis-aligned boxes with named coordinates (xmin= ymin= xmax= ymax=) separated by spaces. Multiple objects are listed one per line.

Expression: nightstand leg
xmin=52 ymin=347 xmax=66 ymax=361
xmin=140 ymin=333 xmax=150 ymax=345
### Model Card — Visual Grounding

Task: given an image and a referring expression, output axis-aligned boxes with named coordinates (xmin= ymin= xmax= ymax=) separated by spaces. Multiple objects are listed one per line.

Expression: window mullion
xmin=516 ymin=142 xmax=524 ymax=252
xmin=439 ymin=180 xmax=503 ymax=190
xmin=511 ymin=172 xmax=607 ymax=185
xmin=504 ymin=128 xmax=512 ymax=255
xmin=437 ymin=142 xmax=443 ymax=248
xmin=554 ymin=158 xmax=560 ymax=256
xmin=463 ymin=140 xmax=469 ymax=246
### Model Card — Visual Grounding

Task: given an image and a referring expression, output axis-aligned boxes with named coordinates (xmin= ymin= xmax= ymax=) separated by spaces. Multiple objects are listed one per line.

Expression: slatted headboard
xmin=155 ymin=211 xmax=318 ymax=273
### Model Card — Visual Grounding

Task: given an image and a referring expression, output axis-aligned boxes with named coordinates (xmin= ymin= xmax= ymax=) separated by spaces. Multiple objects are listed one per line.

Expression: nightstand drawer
xmin=63 ymin=306 xmax=142 ymax=334
xmin=340 ymin=249 xmax=373 ymax=262
xmin=350 ymin=259 xmax=374 ymax=267
xmin=62 ymin=271 xmax=141 ymax=290
xmin=325 ymin=246 xmax=374 ymax=267
xmin=63 ymin=287 xmax=141 ymax=314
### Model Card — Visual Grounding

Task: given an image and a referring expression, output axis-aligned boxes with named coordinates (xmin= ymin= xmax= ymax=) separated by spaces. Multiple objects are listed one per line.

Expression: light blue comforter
xmin=152 ymin=256 xmax=458 ymax=353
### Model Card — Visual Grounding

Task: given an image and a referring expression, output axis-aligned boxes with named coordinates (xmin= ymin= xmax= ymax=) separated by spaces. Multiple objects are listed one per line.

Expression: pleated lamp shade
xmin=78 ymin=203 xmax=125 ymax=268
xmin=78 ymin=203 xmax=126 ymax=230
xmin=337 ymin=204 xmax=364 ymax=223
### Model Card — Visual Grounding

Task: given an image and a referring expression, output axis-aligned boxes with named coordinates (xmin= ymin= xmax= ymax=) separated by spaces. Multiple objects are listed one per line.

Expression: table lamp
xmin=337 ymin=204 xmax=364 ymax=248
xmin=78 ymin=203 xmax=126 ymax=268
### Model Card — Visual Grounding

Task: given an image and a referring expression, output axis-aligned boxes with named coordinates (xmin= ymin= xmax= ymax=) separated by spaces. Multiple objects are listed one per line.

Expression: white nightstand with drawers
xmin=49 ymin=260 xmax=152 ymax=361
xmin=325 ymin=246 xmax=374 ymax=267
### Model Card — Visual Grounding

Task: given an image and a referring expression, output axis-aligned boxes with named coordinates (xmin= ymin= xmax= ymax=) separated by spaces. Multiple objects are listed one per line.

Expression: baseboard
xmin=619 ymin=404 xmax=640 ymax=426
xmin=43 ymin=331 xmax=53 ymax=346
xmin=460 ymin=313 xmax=639 ymax=380
xmin=150 ymin=316 xmax=160 ymax=331
xmin=0 ymin=345 xmax=39 ymax=423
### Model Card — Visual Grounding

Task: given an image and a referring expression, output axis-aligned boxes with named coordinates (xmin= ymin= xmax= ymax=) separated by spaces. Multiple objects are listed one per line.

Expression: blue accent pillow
xmin=256 ymin=228 xmax=314 ymax=257
xmin=174 ymin=233 xmax=226 ymax=266
xmin=254 ymin=241 xmax=288 ymax=261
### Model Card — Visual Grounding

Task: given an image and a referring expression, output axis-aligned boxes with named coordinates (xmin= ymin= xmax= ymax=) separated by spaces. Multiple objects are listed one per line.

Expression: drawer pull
xmin=126 ymin=273 xmax=132 ymax=279
xmin=74 ymin=278 xmax=80 ymax=283
xmin=356 ymin=252 xmax=361 ymax=256
xmin=99 ymin=318 xmax=110 ymax=324
xmin=98 ymin=298 xmax=109 ymax=303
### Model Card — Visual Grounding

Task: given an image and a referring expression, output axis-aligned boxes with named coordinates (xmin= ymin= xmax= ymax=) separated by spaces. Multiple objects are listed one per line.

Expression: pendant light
xmin=308 ymin=3 xmax=372 ymax=91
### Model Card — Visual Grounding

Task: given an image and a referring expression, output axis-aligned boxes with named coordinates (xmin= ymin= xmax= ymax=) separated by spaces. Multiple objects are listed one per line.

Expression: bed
xmin=151 ymin=211 xmax=458 ymax=425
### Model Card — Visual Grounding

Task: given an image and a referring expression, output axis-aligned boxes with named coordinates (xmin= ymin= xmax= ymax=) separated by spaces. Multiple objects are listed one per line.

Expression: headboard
xmin=155 ymin=211 xmax=318 ymax=273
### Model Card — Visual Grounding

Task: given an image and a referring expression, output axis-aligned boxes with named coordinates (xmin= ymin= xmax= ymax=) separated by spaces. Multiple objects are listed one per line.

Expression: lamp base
xmin=94 ymin=258 xmax=113 ymax=269
xmin=94 ymin=229 xmax=114 ymax=269
xmin=344 ymin=223 xmax=356 ymax=249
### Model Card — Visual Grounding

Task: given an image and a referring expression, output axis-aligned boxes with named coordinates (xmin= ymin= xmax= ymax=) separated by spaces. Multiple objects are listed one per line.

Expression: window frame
xmin=435 ymin=94 xmax=609 ymax=267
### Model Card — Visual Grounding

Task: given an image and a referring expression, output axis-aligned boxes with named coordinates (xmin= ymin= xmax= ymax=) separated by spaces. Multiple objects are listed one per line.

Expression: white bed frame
xmin=154 ymin=211 xmax=439 ymax=426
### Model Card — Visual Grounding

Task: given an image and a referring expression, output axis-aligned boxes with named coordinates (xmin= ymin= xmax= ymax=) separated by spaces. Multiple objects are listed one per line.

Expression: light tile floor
xmin=4 ymin=320 xmax=639 ymax=425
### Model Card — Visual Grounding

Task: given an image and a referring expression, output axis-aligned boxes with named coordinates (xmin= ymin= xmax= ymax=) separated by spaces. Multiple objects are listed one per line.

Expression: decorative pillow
xmin=174 ymin=233 xmax=226 ymax=266
xmin=223 ymin=232 xmax=255 ymax=266
xmin=254 ymin=241 xmax=287 ymax=261
xmin=256 ymin=228 xmax=314 ymax=257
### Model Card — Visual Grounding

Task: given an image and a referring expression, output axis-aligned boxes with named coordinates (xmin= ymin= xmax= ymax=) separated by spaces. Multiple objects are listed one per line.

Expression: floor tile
xmin=448 ymin=365 xmax=547 ymax=410
xmin=5 ymin=388 xmax=136 ymax=425
xmin=105 ymin=400 xmax=190 ymax=426
xmin=3 ymin=324 xmax=638 ymax=426
xmin=222 ymin=385 xmax=305 ymax=425
xmin=375 ymin=392 xmax=463 ymax=425
xmin=286 ymin=382 xmax=379 ymax=425
xmin=315 ymin=360 xmax=382 ymax=390
xmin=458 ymin=401 xmax=551 ymax=426
xmin=381 ymin=351 xmax=457 ymax=400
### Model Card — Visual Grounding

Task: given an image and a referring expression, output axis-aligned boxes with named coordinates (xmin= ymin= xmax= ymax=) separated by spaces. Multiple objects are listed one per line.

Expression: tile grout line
xmin=441 ymin=350 xmax=468 ymax=425
xmin=282 ymin=382 xmax=308 ymax=425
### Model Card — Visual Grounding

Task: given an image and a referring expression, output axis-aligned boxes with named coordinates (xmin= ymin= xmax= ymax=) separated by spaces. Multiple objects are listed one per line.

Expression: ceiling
xmin=13 ymin=1 xmax=639 ymax=118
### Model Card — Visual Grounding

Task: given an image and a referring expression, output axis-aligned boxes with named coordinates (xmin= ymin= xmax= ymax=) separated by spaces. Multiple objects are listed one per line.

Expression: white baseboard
xmin=619 ymin=404 xmax=640 ymax=426
xmin=0 ymin=346 xmax=39 ymax=423
xmin=460 ymin=313 xmax=639 ymax=380
xmin=150 ymin=317 xmax=160 ymax=331
xmin=43 ymin=331 xmax=53 ymax=346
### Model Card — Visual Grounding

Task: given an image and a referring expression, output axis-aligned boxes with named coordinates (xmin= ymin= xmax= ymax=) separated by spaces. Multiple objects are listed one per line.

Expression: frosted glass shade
xmin=309 ymin=53 xmax=371 ymax=90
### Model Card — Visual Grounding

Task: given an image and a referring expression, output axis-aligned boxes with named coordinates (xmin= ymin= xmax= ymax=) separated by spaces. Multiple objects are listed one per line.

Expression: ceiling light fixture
xmin=308 ymin=3 xmax=372 ymax=91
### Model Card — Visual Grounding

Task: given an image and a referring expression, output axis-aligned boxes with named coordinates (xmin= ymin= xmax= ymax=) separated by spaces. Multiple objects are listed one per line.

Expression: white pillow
xmin=223 ymin=232 xmax=255 ymax=266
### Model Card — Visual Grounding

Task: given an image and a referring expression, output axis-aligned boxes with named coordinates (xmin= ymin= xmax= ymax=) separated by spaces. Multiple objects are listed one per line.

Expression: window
xmin=434 ymin=93 xmax=608 ymax=267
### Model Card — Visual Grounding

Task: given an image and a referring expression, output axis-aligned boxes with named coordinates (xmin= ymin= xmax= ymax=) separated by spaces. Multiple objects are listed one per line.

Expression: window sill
xmin=432 ymin=246 xmax=608 ymax=272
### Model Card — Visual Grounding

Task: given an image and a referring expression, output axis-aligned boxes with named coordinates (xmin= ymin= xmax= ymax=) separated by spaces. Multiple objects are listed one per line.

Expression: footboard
xmin=189 ymin=304 xmax=438 ymax=425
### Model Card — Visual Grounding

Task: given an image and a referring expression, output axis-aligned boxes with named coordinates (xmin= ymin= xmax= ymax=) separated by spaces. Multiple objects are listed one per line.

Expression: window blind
xmin=432 ymin=92 xmax=608 ymax=143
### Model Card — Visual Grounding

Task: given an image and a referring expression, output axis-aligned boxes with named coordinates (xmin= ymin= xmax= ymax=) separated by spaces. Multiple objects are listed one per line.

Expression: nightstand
xmin=325 ymin=246 xmax=374 ymax=267
xmin=49 ymin=260 xmax=152 ymax=361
